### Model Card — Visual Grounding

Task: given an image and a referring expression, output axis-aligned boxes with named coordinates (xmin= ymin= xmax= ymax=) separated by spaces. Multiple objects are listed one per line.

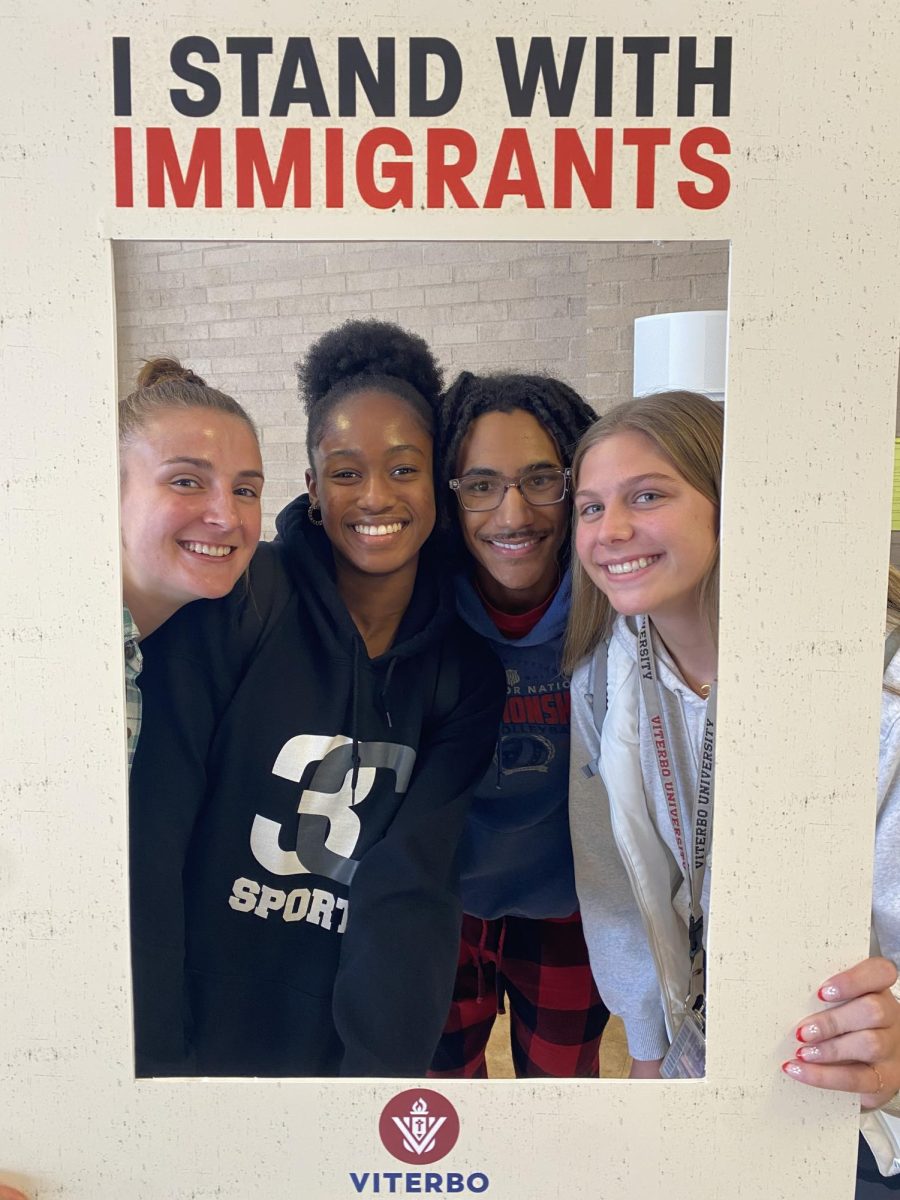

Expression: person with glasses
xmin=429 ymin=371 xmax=608 ymax=1078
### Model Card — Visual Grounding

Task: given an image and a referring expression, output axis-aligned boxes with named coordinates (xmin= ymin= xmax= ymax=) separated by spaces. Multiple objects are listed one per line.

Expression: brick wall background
xmin=114 ymin=239 xmax=728 ymax=536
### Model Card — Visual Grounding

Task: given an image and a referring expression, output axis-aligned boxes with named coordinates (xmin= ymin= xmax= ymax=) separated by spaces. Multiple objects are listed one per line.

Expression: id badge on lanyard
xmin=636 ymin=616 xmax=717 ymax=1079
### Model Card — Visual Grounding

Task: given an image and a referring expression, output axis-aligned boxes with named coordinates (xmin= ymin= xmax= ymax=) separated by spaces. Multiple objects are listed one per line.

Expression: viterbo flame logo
xmin=379 ymin=1089 xmax=460 ymax=1165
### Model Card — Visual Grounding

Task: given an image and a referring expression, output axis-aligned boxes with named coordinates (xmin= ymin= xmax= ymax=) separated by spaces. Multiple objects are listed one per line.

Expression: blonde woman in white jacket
xmin=564 ymin=390 xmax=900 ymax=1192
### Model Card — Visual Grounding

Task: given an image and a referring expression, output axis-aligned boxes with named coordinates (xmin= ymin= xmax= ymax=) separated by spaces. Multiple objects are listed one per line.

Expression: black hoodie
xmin=130 ymin=495 xmax=505 ymax=1077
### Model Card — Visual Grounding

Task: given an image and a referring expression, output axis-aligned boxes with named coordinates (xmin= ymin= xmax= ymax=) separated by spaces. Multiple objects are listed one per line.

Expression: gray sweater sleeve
xmin=569 ymin=659 xmax=670 ymax=1061
xmin=874 ymin=672 xmax=900 ymax=968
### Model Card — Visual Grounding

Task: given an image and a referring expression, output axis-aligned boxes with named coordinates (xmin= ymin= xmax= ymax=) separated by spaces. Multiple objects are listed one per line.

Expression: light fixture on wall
xmin=633 ymin=310 xmax=727 ymax=403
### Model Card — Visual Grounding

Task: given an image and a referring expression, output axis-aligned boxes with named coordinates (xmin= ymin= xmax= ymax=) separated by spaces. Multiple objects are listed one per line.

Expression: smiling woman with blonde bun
xmin=118 ymin=358 xmax=264 ymax=766
xmin=565 ymin=390 xmax=900 ymax=1193
xmin=129 ymin=321 xmax=504 ymax=1079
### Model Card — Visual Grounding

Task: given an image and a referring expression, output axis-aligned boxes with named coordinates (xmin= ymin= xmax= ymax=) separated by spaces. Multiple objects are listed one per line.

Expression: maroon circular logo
xmin=379 ymin=1088 xmax=460 ymax=1165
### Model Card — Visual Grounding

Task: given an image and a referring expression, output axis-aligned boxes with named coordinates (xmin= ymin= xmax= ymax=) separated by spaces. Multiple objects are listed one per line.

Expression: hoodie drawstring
xmin=381 ymin=657 xmax=397 ymax=730
xmin=473 ymin=917 xmax=508 ymax=1011
xmin=350 ymin=640 xmax=362 ymax=802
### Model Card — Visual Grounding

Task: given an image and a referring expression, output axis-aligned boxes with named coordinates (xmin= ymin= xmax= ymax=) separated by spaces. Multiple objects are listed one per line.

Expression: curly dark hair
xmin=437 ymin=370 xmax=596 ymax=530
xmin=297 ymin=319 xmax=444 ymax=464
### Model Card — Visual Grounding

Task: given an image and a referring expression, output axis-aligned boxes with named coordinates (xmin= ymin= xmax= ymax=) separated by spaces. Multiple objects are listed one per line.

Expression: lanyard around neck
xmin=637 ymin=615 xmax=717 ymax=1010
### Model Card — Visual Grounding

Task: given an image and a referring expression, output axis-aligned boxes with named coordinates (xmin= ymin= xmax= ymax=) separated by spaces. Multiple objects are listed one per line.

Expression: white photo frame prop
xmin=2 ymin=2 xmax=899 ymax=1197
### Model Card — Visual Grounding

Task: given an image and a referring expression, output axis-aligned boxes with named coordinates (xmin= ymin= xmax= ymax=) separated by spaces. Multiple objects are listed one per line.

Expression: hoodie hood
xmin=275 ymin=492 xmax=454 ymax=670
xmin=454 ymin=568 xmax=572 ymax=648
xmin=452 ymin=565 xmax=579 ymax=920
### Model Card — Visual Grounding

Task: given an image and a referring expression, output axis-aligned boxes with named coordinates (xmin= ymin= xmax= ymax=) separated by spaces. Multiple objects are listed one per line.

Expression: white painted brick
xmin=369 ymin=285 xmax=425 ymax=309
xmin=158 ymin=249 xmax=205 ymax=272
xmin=230 ymin=336 xmax=287 ymax=356
xmin=301 ymin=274 xmax=347 ymax=296
xmin=116 ymin=288 xmax=162 ymax=309
xmin=538 ymin=242 xmax=582 ymax=256
xmin=326 ymin=251 xmax=373 ymax=274
xmin=446 ymin=300 xmax=508 ymax=324
xmin=510 ymin=256 xmax=551 ymax=278
xmin=512 ymin=294 xmax=568 ymax=319
xmin=422 ymin=243 xmax=517 ymax=265
xmin=399 ymin=265 xmax=454 ymax=287
xmin=478 ymin=278 xmax=537 ymax=302
xmin=540 ymin=274 xmax=594 ymax=299
xmin=620 ymin=278 xmax=693 ymax=305
xmin=206 ymin=282 xmax=255 ymax=302
xmin=344 ymin=267 xmax=399 ymax=290
xmin=477 ymin=320 xmax=536 ymax=343
xmin=585 ymin=370 xmax=623 ymax=393
xmin=585 ymin=327 xmax=619 ymax=353
xmin=263 ymin=426 xmax=307 ymax=444
xmin=231 ymin=258 xmax=321 ymax=284
xmin=328 ymin=292 xmax=373 ymax=314
xmin=596 ymin=256 xmax=655 ymax=282
xmin=181 ymin=266 xmax=232 ymax=290
xmin=449 ymin=341 xmax=516 ymax=366
xmin=258 ymin=460 xmax=307 ymax=481
xmin=537 ymin=317 xmax=583 ymax=339
xmin=203 ymin=245 xmax=252 ymax=267
xmin=163 ymin=323 xmax=210 ymax=342
xmin=431 ymin=323 xmax=478 ymax=344
xmin=174 ymin=287 xmax=210 ymax=306
xmin=182 ymin=302 xmax=231 ymax=323
xmin=250 ymin=315 xmax=306 ymax=337
xmin=690 ymin=275 xmax=729 ymax=304
xmin=453 ymin=262 xmax=509 ymax=284
xmin=206 ymin=356 xmax=258 ymax=374
xmin=277 ymin=295 xmax=331 ymax=318
xmin=228 ymin=298 xmax=281 ymax=321
xmin=425 ymin=282 xmax=479 ymax=305
xmin=527 ymin=337 xmax=574 ymax=361
xmin=207 ymin=319 xmax=256 ymax=340
xmin=657 ymin=250 xmax=728 ymax=278
xmin=118 ymin=240 xmax=181 ymax=257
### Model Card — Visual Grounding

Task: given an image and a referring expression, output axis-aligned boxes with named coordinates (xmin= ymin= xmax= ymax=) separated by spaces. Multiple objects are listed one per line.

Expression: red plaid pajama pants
xmin=430 ymin=911 xmax=608 ymax=1078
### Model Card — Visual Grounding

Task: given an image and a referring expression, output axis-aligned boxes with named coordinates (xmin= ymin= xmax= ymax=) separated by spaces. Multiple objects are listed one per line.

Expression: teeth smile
xmin=488 ymin=538 xmax=539 ymax=551
xmin=352 ymin=522 xmax=405 ymax=537
xmin=606 ymin=555 xmax=660 ymax=575
xmin=181 ymin=541 xmax=235 ymax=557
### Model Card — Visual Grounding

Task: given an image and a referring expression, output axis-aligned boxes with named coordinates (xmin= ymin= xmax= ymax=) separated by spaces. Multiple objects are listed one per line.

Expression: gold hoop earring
xmin=308 ymin=503 xmax=323 ymax=526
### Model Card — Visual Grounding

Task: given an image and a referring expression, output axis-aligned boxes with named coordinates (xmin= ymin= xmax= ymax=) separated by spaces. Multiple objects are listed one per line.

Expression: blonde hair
xmin=119 ymin=358 xmax=258 ymax=469
xmin=563 ymin=390 xmax=724 ymax=674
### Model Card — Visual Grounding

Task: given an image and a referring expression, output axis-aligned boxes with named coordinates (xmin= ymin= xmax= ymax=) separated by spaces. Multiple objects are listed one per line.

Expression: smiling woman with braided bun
xmin=129 ymin=320 xmax=504 ymax=1078
xmin=118 ymin=358 xmax=264 ymax=767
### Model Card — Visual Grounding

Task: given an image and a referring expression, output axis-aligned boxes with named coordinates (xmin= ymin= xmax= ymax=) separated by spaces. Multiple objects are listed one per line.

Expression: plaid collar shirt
xmin=123 ymin=606 xmax=143 ymax=770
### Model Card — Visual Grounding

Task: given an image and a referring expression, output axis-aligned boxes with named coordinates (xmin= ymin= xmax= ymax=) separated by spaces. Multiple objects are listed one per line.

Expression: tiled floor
xmin=484 ymin=1013 xmax=631 ymax=1079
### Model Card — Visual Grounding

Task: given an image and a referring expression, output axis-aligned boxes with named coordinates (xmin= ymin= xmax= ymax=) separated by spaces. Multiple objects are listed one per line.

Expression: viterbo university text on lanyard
xmin=637 ymin=614 xmax=716 ymax=1079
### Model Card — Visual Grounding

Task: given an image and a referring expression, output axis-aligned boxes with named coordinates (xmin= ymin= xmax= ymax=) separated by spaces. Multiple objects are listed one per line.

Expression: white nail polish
xmin=785 ymin=1062 xmax=803 ymax=1076
xmin=821 ymin=985 xmax=840 ymax=1001
xmin=800 ymin=1045 xmax=821 ymax=1059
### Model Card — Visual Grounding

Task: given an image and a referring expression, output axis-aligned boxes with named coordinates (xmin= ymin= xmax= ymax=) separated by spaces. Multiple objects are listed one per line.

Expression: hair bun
xmin=136 ymin=357 xmax=207 ymax=390
xmin=298 ymin=320 xmax=442 ymax=413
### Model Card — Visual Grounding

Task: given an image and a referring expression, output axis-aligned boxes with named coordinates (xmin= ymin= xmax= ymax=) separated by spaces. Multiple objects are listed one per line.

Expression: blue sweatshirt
xmin=454 ymin=571 xmax=578 ymax=919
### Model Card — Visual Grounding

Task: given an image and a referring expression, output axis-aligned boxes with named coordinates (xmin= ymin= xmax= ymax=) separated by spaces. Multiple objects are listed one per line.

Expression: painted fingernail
xmin=797 ymin=1024 xmax=820 ymax=1042
xmin=797 ymin=1044 xmax=821 ymax=1060
xmin=782 ymin=1061 xmax=804 ymax=1077
xmin=819 ymin=984 xmax=840 ymax=1001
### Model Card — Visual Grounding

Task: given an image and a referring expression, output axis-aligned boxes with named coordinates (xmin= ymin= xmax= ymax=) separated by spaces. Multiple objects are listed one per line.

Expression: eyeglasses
xmin=448 ymin=467 xmax=571 ymax=512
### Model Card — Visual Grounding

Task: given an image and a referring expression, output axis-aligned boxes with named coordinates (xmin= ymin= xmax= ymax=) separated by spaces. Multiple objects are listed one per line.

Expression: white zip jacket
xmin=569 ymin=617 xmax=698 ymax=1060
xmin=570 ymin=614 xmax=900 ymax=1172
